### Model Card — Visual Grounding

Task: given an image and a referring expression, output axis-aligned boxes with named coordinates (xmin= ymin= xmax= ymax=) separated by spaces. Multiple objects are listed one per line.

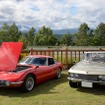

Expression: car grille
xmin=77 ymin=74 xmax=98 ymax=81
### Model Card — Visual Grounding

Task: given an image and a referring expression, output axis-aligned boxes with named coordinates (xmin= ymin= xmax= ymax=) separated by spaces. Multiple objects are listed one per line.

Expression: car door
xmin=34 ymin=57 xmax=53 ymax=83
xmin=47 ymin=58 xmax=58 ymax=78
xmin=35 ymin=57 xmax=57 ymax=83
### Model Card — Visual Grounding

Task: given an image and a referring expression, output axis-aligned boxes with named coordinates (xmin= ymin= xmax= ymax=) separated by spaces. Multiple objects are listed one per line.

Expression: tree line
xmin=0 ymin=22 xmax=105 ymax=49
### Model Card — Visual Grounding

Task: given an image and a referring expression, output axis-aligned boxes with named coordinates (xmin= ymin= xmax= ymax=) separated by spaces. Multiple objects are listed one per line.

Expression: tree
xmin=19 ymin=34 xmax=28 ymax=49
xmin=59 ymin=33 xmax=73 ymax=46
xmin=34 ymin=26 xmax=57 ymax=46
xmin=75 ymin=23 xmax=90 ymax=46
xmin=0 ymin=23 xmax=10 ymax=41
xmin=34 ymin=34 xmax=44 ymax=45
xmin=1 ymin=23 xmax=9 ymax=31
xmin=27 ymin=27 xmax=36 ymax=46
xmin=92 ymin=23 xmax=105 ymax=46
xmin=0 ymin=39 xmax=2 ymax=45
xmin=8 ymin=23 xmax=20 ymax=41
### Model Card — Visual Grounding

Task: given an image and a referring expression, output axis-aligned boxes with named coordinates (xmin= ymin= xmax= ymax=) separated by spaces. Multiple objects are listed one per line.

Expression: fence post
xmin=30 ymin=48 xmax=34 ymax=55
xmin=99 ymin=48 xmax=102 ymax=51
xmin=65 ymin=48 xmax=68 ymax=69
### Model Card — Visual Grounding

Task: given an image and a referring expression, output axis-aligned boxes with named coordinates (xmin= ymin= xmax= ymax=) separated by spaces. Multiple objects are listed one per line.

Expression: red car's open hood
xmin=0 ymin=42 xmax=23 ymax=71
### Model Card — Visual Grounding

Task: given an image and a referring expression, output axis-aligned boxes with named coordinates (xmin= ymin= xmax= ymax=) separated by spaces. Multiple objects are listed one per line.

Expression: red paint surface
xmin=0 ymin=42 xmax=23 ymax=71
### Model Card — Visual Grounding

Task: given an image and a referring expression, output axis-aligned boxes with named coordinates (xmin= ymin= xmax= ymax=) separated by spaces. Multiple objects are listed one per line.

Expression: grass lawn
xmin=0 ymin=71 xmax=105 ymax=105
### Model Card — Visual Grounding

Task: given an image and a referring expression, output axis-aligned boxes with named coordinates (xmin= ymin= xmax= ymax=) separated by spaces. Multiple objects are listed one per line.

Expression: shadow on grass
xmin=0 ymin=71 xmax=68 ymax=97
xmin=77 ymin=84 xmax=105 ymax=95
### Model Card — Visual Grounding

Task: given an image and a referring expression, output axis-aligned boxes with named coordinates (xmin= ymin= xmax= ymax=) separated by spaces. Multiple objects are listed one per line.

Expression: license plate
xmin=82 ymin=81 xmax=93 ymax=88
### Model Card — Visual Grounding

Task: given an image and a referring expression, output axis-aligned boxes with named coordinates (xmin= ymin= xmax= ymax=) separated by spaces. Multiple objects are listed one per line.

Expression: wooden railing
xmin=21 ymin=48 xmax=105 ymax=69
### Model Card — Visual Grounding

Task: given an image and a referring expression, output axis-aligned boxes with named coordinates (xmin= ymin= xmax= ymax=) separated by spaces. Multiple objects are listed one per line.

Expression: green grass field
xmin=0 ymin=71 xmax=105 ymax=105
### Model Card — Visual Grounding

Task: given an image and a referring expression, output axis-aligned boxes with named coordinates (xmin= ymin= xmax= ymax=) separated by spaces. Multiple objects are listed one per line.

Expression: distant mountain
xmin=18 ymin=25 xmax=78 ymax=35
xmin=18 ymin=25 xmax=31 ymax=32
xmin=53 ymin=28 xmax=78 ymax=35
xmin=53 ymin=28 xmax=78 ymax=39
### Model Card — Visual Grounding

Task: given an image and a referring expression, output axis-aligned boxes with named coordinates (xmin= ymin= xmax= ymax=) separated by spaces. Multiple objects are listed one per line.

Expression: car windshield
xmin=83 ymin=53 xmax=105 ymax=62
xmin=20 ymin=57 xmax=47 ymax=66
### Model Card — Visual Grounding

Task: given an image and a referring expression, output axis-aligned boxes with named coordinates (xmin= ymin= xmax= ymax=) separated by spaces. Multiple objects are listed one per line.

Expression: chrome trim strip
xmin=11 ymin=81 xmax=23 ymax=85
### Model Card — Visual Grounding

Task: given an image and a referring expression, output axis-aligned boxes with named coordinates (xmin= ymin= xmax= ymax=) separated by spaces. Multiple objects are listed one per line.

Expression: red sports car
xmin=0 ymin=42 xmax=63 ymax=92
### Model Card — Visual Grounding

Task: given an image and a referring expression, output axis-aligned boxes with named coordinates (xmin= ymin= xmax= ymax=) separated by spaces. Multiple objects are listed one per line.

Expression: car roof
xmin=27 ymin=55 xmax=53 ymax=58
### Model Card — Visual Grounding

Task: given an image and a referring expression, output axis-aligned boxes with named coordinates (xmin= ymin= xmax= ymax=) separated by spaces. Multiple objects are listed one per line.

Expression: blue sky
xmin=0 ymin=0 xmax=105 ymax=31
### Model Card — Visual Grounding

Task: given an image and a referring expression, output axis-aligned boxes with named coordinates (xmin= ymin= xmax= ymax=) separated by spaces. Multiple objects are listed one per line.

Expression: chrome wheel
xmin=26 ymin=77 xmax=34 ymax=91
xmin=21 ymin=74 xmax=35 ymax=92
xmin=56 ymin=68 xmax=61 ymax=79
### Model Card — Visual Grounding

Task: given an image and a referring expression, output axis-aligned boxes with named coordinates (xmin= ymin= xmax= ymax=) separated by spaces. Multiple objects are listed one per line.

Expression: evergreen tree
xmin=75 ymin=23 xmax=90 ymax=46
xmin=59 ymin=33 xmax=72 ymax=46
xmin=34 ymin=26 xmax=57 ymax=46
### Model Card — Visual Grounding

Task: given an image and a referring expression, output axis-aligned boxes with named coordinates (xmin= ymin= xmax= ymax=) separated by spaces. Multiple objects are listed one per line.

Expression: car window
xmin=20 ymin=57 xmax=47 ymax=66
xmin=83 ymin=53 xmax=92 ymax=61
xmin=92 ymin=53 xmax=105 ymax=62
xmin=83 ymin=53 xmax=105 ymax=62
xmin=48 ymin=58 xmax=55 ymax=65
xmin=20 ymin=57 xmax=32 ymax=64
xmin=31 ymin=58 xmax=47 ymax=66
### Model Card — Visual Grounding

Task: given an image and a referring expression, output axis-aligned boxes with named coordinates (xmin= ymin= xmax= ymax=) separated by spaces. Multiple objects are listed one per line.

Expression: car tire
xmin=69 ymin=81 xmax=77 ymax=88
xmin=21 ymin=74 xmax=35 ymax=92
xmin=55 ymin=68 xmax=62 ymax=79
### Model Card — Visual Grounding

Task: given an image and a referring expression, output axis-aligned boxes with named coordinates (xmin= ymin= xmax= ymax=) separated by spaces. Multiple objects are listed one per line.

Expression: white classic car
xmin=68 ymin=52 xmax=105 ymax=88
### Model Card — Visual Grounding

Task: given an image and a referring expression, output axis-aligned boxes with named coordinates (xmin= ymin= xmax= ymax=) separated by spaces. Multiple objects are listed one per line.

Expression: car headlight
xmin=98 ymin=75 xmax=105 ymax=80
xmin=5 ymin=81 xmax=10 ymax=86
xmin=70 ymin=73 xmax=79 ymax=78
xmin=0 ymin=80 xmax=10 ymax=86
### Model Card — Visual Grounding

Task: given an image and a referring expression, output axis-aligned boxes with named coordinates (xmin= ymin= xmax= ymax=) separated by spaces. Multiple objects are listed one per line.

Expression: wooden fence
xmin=21 ymin=48 xmax=105 ymax=69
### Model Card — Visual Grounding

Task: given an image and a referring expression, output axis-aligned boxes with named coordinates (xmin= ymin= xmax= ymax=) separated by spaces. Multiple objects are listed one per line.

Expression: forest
xmin=0 ymin=22 xmax=105 ymax=49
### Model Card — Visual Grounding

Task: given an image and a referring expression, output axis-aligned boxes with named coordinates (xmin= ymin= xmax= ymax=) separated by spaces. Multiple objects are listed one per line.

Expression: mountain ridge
xmin=53 ymin=28 xmax=78 ymax=35
xmin=18 ymin=25 xmax=78 ymax=35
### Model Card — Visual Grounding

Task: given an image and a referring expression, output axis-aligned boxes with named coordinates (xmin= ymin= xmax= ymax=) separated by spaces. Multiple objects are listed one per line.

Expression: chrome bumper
xmin=68 ymin=77 xmax=105 ymax=84
xmin=0 ymin=81 xmax=23 ymax=87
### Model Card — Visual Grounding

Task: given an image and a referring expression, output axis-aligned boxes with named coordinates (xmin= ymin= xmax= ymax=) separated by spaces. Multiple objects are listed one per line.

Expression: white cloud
xmin=0 ymin=0 xmax=105 ymax=30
